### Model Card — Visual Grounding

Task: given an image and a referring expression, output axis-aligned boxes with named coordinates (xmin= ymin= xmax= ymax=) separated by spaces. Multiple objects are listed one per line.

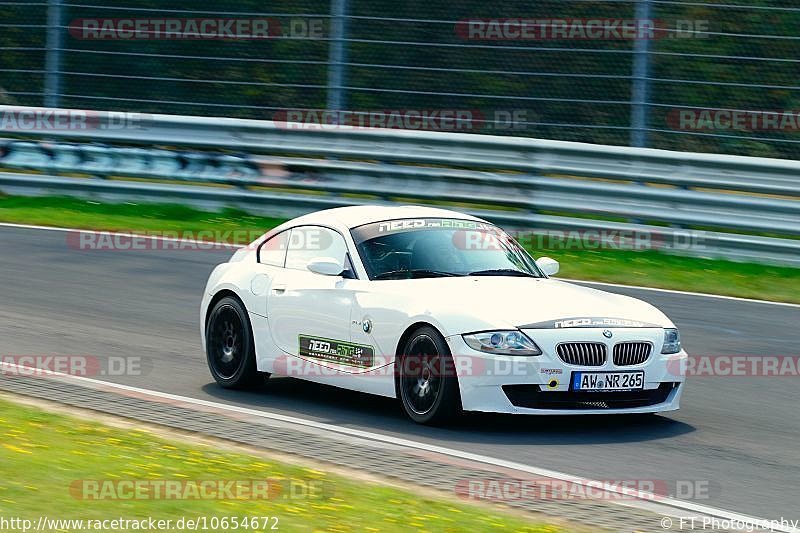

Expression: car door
xmin=266 ymin=225 xmax=357 ymax=365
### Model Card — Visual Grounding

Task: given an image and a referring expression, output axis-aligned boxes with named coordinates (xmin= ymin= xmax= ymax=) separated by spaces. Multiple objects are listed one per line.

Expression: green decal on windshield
xmin=376 ymin=218 xmax=494 ymax=233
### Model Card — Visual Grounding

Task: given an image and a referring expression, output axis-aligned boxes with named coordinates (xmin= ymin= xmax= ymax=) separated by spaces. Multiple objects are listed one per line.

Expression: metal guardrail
xmin=0 ymin=106 xmax=799 ymax=266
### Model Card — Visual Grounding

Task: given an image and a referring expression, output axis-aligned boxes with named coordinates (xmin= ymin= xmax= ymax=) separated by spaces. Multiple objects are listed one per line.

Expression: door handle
xmin=271 ymin=284 xmax=286 ymax=294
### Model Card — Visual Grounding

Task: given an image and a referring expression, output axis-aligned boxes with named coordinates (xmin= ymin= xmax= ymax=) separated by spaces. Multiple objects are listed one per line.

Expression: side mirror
xmin=307 ymin=257 xmax=344 ymax=276
xmin=536 ymin=257 xmax=560 ymax=276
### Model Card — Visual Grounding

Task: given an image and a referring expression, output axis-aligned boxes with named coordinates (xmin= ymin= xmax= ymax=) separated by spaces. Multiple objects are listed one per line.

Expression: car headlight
xmin=462 ymin=330 xmax=542 ymax=356
xmin=661 ymin=328 xmax=681 ymax=354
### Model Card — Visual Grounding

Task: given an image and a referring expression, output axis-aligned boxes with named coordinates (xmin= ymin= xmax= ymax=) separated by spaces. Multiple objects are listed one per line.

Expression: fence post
xmin=326 ymin=0 xmax=349 ymax=115
xmin=44 ymin=0 xmax=64 ymax=108
xmin=630 ymin=0 xmax=652 ymax=148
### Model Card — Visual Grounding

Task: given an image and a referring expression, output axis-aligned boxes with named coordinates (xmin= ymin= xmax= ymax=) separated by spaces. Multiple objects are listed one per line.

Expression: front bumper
xmin=446 ymin=327 xmax=686 ymax=415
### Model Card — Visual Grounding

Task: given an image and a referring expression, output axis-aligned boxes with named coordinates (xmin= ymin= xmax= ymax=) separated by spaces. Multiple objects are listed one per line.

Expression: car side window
xmin=285 ymin=226 xmax=348 ymax=272
xmin=258 ymin=230 xmax=289 ymax=267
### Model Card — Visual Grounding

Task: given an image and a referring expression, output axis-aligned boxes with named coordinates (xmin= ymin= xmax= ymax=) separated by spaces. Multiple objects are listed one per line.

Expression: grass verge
xmin=0 ymin=195 xmax=798 ymax=304
xmin=0 ymin=195 xmax=284 ymax=241
xmin=0 ymin=398 xmax=557 ymax=532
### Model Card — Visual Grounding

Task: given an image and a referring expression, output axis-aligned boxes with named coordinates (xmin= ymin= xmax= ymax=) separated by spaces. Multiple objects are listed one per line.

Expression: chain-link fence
xmin=2 ymin=0 xmax=800 ymax=159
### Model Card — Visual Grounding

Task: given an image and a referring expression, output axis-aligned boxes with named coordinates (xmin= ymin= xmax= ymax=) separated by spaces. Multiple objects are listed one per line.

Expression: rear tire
xmin=397 ymin=326 xmax=462 ymax=425
xmin=205 ymin=296 xmax=266 ymax=389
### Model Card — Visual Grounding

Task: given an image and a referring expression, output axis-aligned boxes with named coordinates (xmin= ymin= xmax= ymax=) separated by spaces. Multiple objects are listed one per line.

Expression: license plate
xmin=572 ymin=371 xmax=644 ymax=392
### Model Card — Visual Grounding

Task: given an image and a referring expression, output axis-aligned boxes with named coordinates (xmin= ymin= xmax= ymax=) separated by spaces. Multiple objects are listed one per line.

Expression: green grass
xmin=0 ymin=398 xmax=556 ymax=532
xmin=0 ymin=195 xmax=283 ymax=243
xmin=545 ymin=248 xmax=800 ymax=303
xmin=0 ymin=195 xmax=798 ymax=303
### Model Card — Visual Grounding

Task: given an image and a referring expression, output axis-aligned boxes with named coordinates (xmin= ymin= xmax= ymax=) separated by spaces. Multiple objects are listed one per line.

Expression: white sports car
xmin=201 ymin=205 xmax=687 ymax=424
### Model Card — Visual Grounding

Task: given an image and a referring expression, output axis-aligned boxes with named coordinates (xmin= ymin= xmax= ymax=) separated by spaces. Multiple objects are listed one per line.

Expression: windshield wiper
xmin=373 ymin=269 xmax=462 ymax=280
xmin=468 ymin=268 xmax=538 ymax=278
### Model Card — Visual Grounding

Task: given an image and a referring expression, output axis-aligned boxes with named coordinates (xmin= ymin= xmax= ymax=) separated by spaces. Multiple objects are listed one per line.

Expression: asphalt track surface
xmin=1 ymin=225 xmax=798 ymax=519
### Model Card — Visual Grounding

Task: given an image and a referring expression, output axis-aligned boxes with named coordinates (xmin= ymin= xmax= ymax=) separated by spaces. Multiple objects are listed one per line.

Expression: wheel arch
xmin=204 ymin=288 xmax=263 ymax=389
xmin=393 ymin=321 xmax=446 ymax=396
xmin=205 ymin=289 xmax=245 ymax=329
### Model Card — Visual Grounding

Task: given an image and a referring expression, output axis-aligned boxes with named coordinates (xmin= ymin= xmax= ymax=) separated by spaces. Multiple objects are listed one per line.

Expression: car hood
xmin=373 ymin=276 xmax=673 ymax=331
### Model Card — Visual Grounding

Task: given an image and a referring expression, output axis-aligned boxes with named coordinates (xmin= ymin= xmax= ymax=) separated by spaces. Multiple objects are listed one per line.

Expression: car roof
xmin=285 ymin=205 xmax=487 ymax=230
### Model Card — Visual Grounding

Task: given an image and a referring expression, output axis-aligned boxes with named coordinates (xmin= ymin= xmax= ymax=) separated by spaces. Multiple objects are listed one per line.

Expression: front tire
xmin=205 ymin=296 xmax=264 ymax=389
xmin=397 ymin=326 xmax=462 ymax=425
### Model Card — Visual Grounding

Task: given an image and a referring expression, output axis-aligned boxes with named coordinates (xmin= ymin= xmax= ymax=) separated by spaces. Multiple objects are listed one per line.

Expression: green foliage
xmin=2 ymin=1 xmax=800 ymax=158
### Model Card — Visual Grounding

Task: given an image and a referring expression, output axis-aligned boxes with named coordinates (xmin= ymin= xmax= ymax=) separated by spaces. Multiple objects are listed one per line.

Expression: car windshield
xmin=350 ymin=218 xmax=544 ymax=280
